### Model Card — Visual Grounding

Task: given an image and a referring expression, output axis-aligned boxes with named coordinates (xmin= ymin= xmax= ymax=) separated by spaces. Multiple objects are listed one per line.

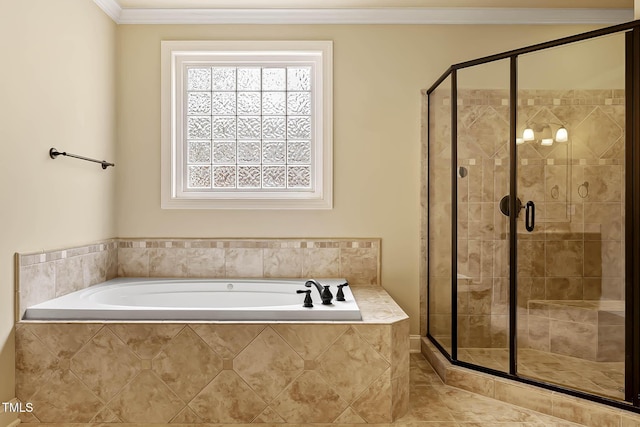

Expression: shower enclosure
xmin=426 ymin=20 xmax=640 ymax=410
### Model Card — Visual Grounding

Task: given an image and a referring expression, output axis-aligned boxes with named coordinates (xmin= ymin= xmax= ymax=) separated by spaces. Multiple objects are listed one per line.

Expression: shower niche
xmin=425 ymin=22 xmax=640 ymax=409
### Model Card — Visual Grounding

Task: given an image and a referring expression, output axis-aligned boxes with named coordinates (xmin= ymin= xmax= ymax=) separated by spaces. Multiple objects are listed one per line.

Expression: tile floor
xmin=457 ymin=348 xmax=624 ymax=401
xmin=391 ymin=353 xmax=585 ymax=427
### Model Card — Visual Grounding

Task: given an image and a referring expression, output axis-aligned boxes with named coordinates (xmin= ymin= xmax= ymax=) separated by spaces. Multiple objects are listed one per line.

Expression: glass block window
xmin=162 ymin=41 xmax=332 ymax=209
xmin=185 ymin=65 xmax=313 ymax=190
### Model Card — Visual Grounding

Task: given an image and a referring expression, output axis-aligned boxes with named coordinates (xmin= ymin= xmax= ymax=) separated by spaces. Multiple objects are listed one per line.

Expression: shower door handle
xmin=525 ymin=201 xmax=535 ymax=232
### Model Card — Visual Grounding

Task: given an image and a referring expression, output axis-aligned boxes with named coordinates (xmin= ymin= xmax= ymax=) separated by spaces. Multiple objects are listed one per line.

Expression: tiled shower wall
xmin=424 ymin=89 xmax=625 ymax=351
xmin=17 ymin=238 xmax=380 ymax=321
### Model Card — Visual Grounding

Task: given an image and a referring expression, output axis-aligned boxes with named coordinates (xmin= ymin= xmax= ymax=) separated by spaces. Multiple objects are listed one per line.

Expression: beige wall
xmin=117 ymin=24 xmax=601 ymax=338
xmin=0 ymin=0 xmax=117 ymax=420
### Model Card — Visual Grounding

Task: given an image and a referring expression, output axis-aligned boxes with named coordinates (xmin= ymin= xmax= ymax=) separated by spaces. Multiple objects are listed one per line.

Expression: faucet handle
xmin=321 ymin=285 xmax=333 ymax=305
xmin=336 ymin=282 xmax=349 ymax=301
xmin=296 ymin=289 xmax=313 ymax=308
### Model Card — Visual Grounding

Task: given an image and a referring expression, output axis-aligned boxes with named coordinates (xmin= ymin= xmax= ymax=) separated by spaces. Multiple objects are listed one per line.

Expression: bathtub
xmin=24 ymin=277 xmax=362 ymax=321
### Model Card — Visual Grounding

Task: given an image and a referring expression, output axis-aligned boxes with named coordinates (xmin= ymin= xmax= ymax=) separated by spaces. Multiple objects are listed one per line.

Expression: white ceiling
xmin=93 ymin=0 xmax=635 ymax=24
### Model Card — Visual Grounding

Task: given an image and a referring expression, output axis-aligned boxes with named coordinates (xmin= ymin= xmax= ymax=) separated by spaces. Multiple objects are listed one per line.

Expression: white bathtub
xmin=24 ymin=278 xmax=362 ymax=321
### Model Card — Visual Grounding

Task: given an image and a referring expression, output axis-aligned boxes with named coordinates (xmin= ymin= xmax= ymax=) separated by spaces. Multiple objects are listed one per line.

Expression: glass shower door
xmin=455 ymin=60 xmax=511 ymax=373
xmin=516 ymin=32 xmax=627 ymax=401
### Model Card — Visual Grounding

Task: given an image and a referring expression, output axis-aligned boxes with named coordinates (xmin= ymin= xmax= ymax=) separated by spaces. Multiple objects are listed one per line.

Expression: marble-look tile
xmin=391 ymin=320 xmax=410 ymax=379
xmin=597 ymin=325 xmax=624 ymax=362
xmin=29 ymin=369 xmax=103 ymax=423
xmin=70 ymin=327 xmax=141 ymax=401
xmin=340 ymin=248 xmax=379 ymax=285
xmin=549 ymin=319 xmax=597 ymax=361
xmin=149 ymin=248 xmax=187 ymax=277
xmin=109 ymin=324 xmax=184 ymax=359
xmin=527 ymin=316 xmax=550 ymax=352
xmin=494 ymin=379 xmax=553 ymax=415
xmin=82 ymin=251 xmax=107 ymax=287
xmin=28 ymin=323 xmax=101 ymax=360
xmin=191 ymin=324 xmax=265 ymax=359
xmin=392 ymin=372 xmax=410 ymax=420
xmin=107 ymin=371 xmax=183 ymax=423
xmin=91 ymin=407 xmax=121 ymax=422
xmin=15 ymin=326 xmax=61 ymax=400
xmin=169 ymin=406 xmax=202 ymax=423
xmin=545 ymin=277 xmax=583 ymax=300
xmin=352 ymin=369 xmax=393 ymax=423
xmin=334 ymin=407 xmax=366 ymax=423
xmin=253 ymin=406 xmax=285 ymax=423
xmin=446 ymin=367 xmax=494 ymax=398
xmin=272 ymin=324 xmax=349 ymax=360
xmin=54 ymin=256 xmax=84 ymax=297
xmin=185 ymin=248 xmax=225 ymax=277
xmin=117 ymin=248 xmax=149 ymax=277
xmin=189 ymin=370 xmax=266 ymax=423
xmin=19 ymin=262 xmax=55 ymax=319
xmin=302 ymin=247 xmax=340 ymax=278
xmin=152 ymin=326 xmax=222 ymax=401
xmin=352 ymin=324 xmax=391 ymax=362
xmin=234 ymin=326 xmax=304 ymax=402
xmin=263 ymin=248 xmax=303 ymax=277
xmin=317 ymin=327 xmax=389 ymax=403
xmin=225 ymin=248 xmax=263 ymax=277
xmin=545 ymin=241 xmax=583 ymax=277
xmin=270 ymin=370 xmax=348 ymax=423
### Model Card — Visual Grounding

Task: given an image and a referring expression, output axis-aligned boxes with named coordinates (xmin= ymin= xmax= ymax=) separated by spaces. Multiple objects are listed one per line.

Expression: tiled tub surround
xmin=17 ymin=238 xmax=380 ymax=321
xmin=424 ymin=89 xmax=626 ymax=351
xmin=15 ymin=238 xmax=406 ymax=424
xmin=16 ymin=287 xmax=409 ymax=424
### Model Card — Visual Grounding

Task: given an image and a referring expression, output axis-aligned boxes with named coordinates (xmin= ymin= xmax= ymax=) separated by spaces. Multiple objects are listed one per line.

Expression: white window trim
xmin=161 ymin=40 xmax=333 ymax=209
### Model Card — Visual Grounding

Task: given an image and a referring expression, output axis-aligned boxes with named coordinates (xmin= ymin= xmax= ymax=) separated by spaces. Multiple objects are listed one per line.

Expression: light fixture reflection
xmin=555 ymin=126 xmax=568 ymax=143
xmin=519 ymin=122 xmax=568 ymax=146
xmin=522 ymin=128 xmax=535 ymax=141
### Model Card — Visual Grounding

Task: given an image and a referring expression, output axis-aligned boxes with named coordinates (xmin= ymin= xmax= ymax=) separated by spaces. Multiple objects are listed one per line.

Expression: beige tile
xmin=54 ymin=256 xmax=84 ymax=297
xmin=82 ymin=251 xmax=108 ymax=287
xmin=494 ymin=379 xmax=553 ymax=415
xmin=317 ymin=327 xmax=390 ymax=403
xmin=302 ymin=247 xmax=340 ymax=278
xmin=107 ymin=370 xmax=183 ymax=423
xmin=334 ymin=406 xmax=367 ymax=423
xmin=70 ymin=327 xmax=141 ymax=401
xmin=29 ymin=369 xmax=103 ymax=423
xmin=169 ymin=406 xmax=202 ymax=423
xmin=225 ymin=248 xmax=263 ymax=277
xmin=391 ymin=320 xmax=410 ymax=379
xmin=263 ymin=248 xmax=303 ymax=277
xmin=15 ymin=327 xmax=61 ymax=401
xmin=446 ymin=367 xmax=494 ymax=398
xmin=191 ymin=323 xmax=265 ymax=359
xmin=270 ymin=370 xmax=348 ymax=423
xmin=340 ymin=248 xmax=379 ymax=285
xmin=234 ymin=326 xmax=304 ymax=402
xmin=109 ymin=324 xmax=184 ymax=359
xmin=549 ymin=319 xmax=597 ymax=360
xmin=29 ymin=323 xmax=102 ymax=360
xmin=92 ymin=407 xmax=121 ymax=422
xmin=392 ymin=372 xmax=410 ymax=420
xmin=189 ymin=370 xmax=266 ymax=423
xmin=351 ymin=369 xmax=393 ymax=423
xmin=185 ymin=247 xmax=225 ymax=277
xmin=148 ymin=248 xmax=187 ymax=277
xmin=253 ymin=406 xmax=285 ymax=423
xmin=152 ymin=326 xmax=222 ymax=401
xmin=19 ymin=262 xmax=56 ymax=319
xmin=272 ymin=324 xmax=349 ymax=360
xmin=117 ymin=247 xmax=149 ymax=277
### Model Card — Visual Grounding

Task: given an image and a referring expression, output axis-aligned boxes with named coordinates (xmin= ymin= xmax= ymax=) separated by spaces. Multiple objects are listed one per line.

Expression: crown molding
xmin=92 ymin=3 xmax=633 ymax=25
xmin=93 ymin=0 xmax=123 ymax=21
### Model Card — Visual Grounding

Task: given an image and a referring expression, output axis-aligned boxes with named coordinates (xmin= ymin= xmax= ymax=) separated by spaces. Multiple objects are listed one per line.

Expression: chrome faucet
xmin=305 ymin=279 xmax=333 ymax=305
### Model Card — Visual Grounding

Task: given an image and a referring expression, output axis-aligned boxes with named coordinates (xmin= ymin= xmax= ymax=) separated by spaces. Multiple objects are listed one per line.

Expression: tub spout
xmin=305 ymin=279 xmax=333 ymax=305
